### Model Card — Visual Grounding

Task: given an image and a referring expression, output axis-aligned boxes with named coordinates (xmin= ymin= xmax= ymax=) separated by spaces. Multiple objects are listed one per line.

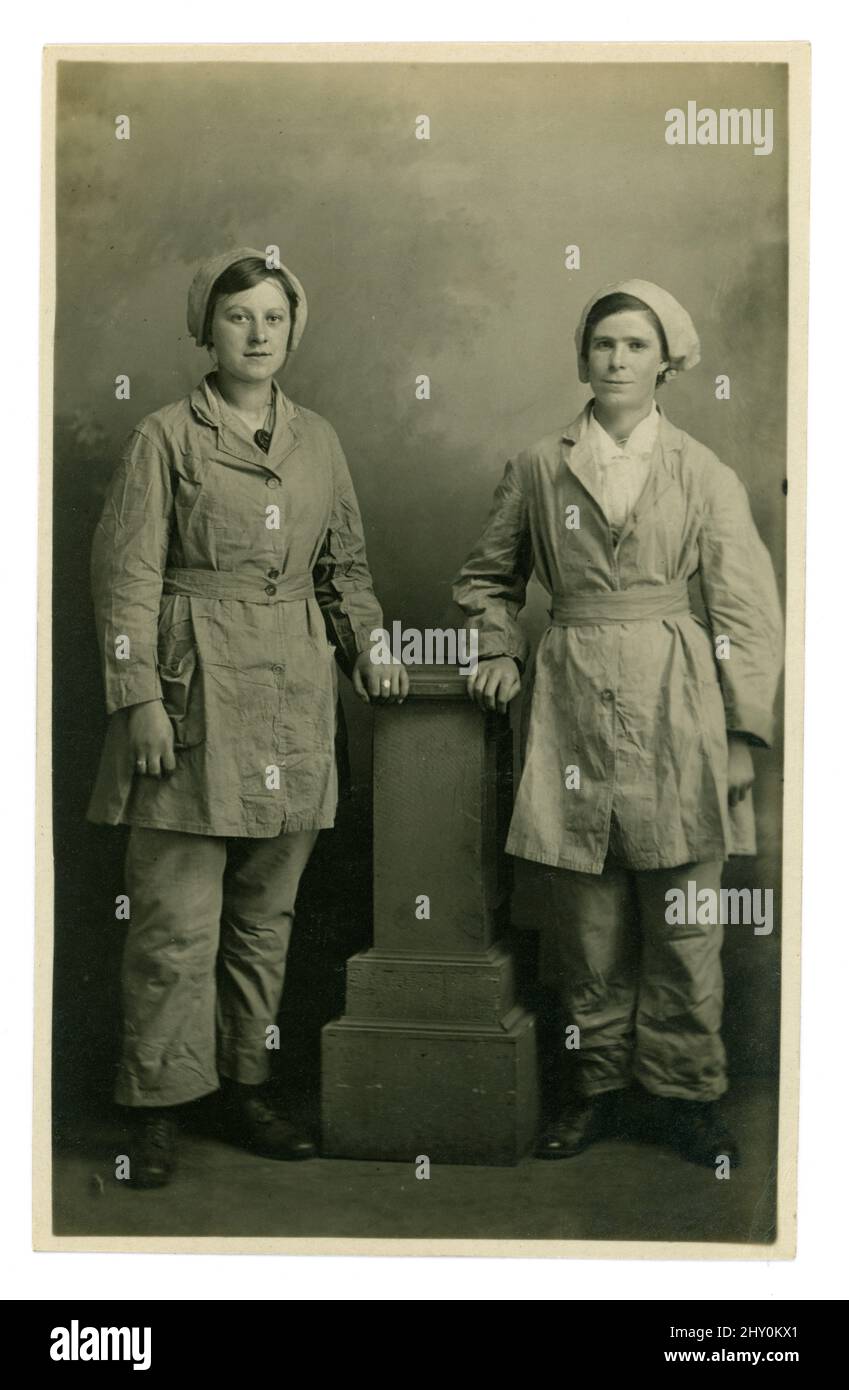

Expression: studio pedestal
xmin=321 ymin=668 xmax=538 ymax=1165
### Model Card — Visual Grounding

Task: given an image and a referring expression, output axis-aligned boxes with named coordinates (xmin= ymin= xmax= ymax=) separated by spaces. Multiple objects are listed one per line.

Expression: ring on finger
xmin=135 ymin=759 xmax=147 ymax=772
xmin=381 ymin=679 xmax=391 ymax=690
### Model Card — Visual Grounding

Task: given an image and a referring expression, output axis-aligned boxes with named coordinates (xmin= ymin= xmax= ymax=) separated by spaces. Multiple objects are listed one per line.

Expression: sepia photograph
xmin=36 ymin=41 xmax=808 ymax=1258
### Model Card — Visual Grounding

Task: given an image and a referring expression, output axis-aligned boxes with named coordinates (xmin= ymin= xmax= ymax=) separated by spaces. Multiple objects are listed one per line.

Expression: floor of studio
xmin=51 ymin=1077 xmax=778 ymax=1246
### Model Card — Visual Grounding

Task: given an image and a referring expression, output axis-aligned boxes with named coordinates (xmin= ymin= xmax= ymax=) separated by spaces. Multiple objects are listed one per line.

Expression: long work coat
xmin=452 ymin=401 xmax=783 ymax=874
xmin=88 ymin=374 xmax=383 ymax=838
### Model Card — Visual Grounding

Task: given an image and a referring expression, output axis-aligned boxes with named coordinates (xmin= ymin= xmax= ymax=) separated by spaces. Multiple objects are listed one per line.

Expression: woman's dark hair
xmin=581 ymin=292 xmax=672 ymax=386
xmin=203 ymin=256 xmax=300 ymax=350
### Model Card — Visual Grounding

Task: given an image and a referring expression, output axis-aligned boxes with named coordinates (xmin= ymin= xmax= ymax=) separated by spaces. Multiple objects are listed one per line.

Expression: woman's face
xmin=583 ymin=310 xmax=668 ymax=412
xmin=209 ymin=279 xmax=292 ymax=383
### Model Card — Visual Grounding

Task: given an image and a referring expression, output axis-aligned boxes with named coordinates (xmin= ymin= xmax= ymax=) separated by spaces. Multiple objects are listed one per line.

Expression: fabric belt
xmin=163 ymin=567 xmax=315 ymax=605
xmin=549 ymin=579 xmax=691 ymax=626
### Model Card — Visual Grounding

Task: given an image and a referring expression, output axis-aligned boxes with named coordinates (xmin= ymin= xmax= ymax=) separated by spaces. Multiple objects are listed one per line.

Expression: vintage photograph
xmin=37 ymin=43 xmax=807 ymax=1255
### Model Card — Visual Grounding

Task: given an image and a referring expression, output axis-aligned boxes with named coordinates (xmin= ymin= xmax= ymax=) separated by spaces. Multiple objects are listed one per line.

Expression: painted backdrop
xmin=53 ymin=58 xmax=788 ymax=1121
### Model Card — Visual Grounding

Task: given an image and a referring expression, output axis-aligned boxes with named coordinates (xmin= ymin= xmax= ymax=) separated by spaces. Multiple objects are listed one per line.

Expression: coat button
xmin=267 ymin=568 xmax=279 ymax=579
xmin=266 ymin=477 xmax=280 ymax=488
xmin=600 ymin=688 xmax=614 ymax=702
xmin=265 ymin=584 xmax=277 ymax=596
xmin=272 ymin=664 xmax=283 ymax=674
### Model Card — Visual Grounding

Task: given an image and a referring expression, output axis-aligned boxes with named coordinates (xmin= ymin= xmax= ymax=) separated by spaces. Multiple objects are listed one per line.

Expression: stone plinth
xmin=321 ymin=667 xmax=538 ymax=1165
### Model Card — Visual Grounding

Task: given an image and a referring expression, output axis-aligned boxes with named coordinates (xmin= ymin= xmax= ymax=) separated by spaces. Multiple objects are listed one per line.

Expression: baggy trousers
xmin=115 ymin=825 xmax=320 ymax=1107
xmin=546 ymin=850 xmax=727 ymax=1102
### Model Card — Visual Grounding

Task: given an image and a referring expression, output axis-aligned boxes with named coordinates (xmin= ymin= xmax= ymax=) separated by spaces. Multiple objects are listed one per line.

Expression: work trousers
xmin=546 ymin=846 xmax=727 ymax=1102
xmin=115 ymin=825 xmax=319 ymax=1107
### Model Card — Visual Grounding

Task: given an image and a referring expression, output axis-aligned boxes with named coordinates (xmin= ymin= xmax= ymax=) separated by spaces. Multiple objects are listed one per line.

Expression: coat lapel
xmin=189 ymin=373 xmax=303 ymax=473
xmin=560 ymin=400 xmax=686 ymax=548
xmin=560 ymin=404 xmax=607 ymax=517
xmin=262 ymin=410 xmax=302 ymax=473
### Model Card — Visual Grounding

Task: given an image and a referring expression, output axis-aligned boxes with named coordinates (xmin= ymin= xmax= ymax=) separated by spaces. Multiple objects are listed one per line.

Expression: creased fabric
xmin=88 ymin=373 xmax=383 ymax=838
xmin=587 ymin=403 xmax=658 ymax=540
xmin=545 ymin=850 xmax=728 ymax=1101
xmin=452 ymin=401 xmax=784 ymax=873
xmin=115 ymin=824 xmax=320 ymax=1106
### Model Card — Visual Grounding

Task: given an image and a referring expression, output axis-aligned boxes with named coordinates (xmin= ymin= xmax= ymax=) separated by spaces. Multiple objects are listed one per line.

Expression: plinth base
xmin=320 ymin=1010 xmax=539 ymax=1166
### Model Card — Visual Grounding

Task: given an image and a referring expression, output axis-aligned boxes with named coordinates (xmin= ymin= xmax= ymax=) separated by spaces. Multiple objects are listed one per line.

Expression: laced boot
xmin=665 ymin=1098 xmax=741 ymax=1169
xmin=127 ymin=1107 xmax=179 ymax=1189
xmin=221 ymin=1081 xmax=316 ymax=1161
xmin=535 ymin=1089 xmax=624 ymax=1159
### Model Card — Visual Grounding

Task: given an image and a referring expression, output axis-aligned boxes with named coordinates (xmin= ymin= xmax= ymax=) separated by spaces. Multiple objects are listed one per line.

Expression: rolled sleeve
xmin=91 ymin=428 xmax=173 ymax=715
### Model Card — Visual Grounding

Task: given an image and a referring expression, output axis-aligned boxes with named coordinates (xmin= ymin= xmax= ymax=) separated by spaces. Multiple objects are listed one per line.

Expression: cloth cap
xmin=574 ymin=279 xmax=700 ymax=382
xmin=186 ymin=246 xmax=308 ymax=349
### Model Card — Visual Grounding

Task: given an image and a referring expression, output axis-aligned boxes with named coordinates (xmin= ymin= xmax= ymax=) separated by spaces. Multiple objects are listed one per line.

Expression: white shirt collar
xmin=588 ymin=403 xmax=660 ymax=464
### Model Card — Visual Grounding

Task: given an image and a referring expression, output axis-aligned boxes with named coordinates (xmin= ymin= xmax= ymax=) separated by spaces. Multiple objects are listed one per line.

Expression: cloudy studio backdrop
xmin=52 ymin=59 xmax=787 ymax=1159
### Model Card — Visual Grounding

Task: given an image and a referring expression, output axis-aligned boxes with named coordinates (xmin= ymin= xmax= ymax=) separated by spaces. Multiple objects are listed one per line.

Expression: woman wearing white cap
xmin=88 ymin=247 xmax=407 ymax=1186
xmin=453 ymin=280 xmax=783 ymax=1166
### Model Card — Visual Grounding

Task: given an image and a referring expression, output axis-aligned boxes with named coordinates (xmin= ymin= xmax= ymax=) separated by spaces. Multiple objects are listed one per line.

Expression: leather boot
xmin=221 ymin=1081 xmax=317 ymax=1161
xmin=535 ymin=1089 xmax=624 ymax=1159
xmin=127 ymin=1107 xmax=179 ymax=1189
xmin=664 ymin=1098 xmax=741 ymax=1169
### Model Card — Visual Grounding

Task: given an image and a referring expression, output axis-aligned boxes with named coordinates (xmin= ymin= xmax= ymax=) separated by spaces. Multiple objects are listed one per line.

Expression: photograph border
xmin=34 ymin=38 xmax=809 ymax=1259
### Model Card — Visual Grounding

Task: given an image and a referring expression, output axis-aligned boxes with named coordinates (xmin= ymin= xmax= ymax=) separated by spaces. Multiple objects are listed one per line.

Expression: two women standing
xmin=89 ymin=257 xmax=782 ymax=1183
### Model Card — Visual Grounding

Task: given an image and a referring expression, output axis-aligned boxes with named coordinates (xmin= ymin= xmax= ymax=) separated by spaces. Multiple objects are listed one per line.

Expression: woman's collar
xmin=190 ymin=371 xmax=295 ymax=428
xmin=563 ymin=397 xmax=682 ymax=450
xmin=588 ymin=401 xmax=660 ymax=458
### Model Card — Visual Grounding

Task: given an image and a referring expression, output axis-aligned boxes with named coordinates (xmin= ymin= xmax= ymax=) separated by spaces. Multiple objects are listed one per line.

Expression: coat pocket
xmin=158 ymin=619 xmax=205 ymax=749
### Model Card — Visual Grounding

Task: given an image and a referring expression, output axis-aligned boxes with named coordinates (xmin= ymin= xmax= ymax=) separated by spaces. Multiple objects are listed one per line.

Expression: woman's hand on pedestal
xmin=352 ymin=653 xmax=410 ymax=705
xmin=466 ymin=656 xmax=522 ymax=715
